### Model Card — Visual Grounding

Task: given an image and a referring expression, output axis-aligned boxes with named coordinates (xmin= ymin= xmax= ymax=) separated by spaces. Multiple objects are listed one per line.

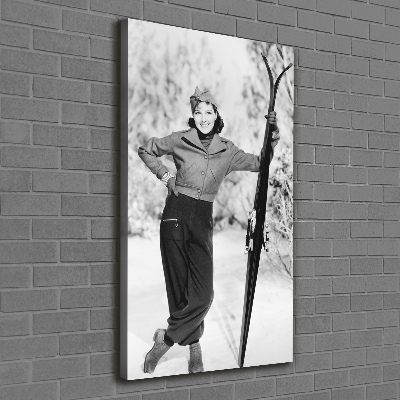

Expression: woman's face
xmin=193 ymin=102 xmax=217 ymax=135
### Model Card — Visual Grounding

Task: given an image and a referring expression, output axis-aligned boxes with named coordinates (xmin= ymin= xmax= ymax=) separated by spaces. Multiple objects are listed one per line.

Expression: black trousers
xmin=160 ymin=193 xmax=214 ymax=346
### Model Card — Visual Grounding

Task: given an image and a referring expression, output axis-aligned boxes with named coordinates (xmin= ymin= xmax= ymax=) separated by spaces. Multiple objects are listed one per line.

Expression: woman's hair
xmin=188 ymin=103 xmax=225 ymax=134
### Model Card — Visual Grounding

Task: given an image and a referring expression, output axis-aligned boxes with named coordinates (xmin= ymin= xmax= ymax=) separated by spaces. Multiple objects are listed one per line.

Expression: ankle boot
xmin=144 ymin=329 xmax=172 ymax=373
xmin=189 ymin=342 xmax=204 ymax=373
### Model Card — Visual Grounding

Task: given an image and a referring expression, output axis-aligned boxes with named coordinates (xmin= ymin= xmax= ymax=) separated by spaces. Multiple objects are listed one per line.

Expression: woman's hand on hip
xmin=167 ymin=177 xmax=179 ymax=197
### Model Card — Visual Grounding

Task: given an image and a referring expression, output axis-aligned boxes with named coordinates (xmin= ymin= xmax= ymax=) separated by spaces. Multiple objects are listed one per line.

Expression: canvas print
xmin=120 ymin=18 xmax=294 ymax=380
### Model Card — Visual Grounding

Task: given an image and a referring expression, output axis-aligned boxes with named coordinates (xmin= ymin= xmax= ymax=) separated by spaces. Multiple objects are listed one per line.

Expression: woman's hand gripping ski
xmin=266 ymin=110 xmax=280 ymax=150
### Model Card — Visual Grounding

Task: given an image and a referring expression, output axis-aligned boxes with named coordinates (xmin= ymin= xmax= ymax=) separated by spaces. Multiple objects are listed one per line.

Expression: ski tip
xmin=283 ymin=62 xmax=293 ymax=73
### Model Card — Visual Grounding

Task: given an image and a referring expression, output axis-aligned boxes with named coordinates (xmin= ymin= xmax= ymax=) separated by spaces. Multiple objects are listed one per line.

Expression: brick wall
xmin=0 ymin=0 xmax=399 ymax=399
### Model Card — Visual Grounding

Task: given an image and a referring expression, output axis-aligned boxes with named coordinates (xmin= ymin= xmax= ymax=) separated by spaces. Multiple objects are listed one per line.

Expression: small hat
xmin=190 ymin=87 xmax=217 ymax=113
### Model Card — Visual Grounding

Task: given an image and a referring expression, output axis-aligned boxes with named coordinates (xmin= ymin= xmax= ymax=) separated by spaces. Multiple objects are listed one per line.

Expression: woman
xmin=138 ymin=87 xmax=280 ymax=374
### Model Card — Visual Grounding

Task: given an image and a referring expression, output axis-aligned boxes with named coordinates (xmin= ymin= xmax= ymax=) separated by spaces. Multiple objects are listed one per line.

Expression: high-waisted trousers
xmin=160 ymin=193 xmax=214 ymax=346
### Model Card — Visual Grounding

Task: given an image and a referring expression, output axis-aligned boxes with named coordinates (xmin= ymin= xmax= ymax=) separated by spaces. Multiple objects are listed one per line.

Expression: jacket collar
xmin=182 ymin=128 xmax=227 ymax=155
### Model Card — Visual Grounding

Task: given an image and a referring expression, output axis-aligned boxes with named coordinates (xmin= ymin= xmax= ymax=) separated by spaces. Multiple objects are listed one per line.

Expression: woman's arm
xmin=227 ymin=111 xmax=280 ymax=174
xmin=138 ymin=134 xmax=175 ymax=179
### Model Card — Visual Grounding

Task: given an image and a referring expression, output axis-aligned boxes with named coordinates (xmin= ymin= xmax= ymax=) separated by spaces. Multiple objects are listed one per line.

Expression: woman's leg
xmin=143 ymin=328 xmax=172 ymax=373
xmin=189 ymin=341 xmax=204 ymax=373
xmin=143 ymin=195 xmax=186 ymax=374
xmin=160 ymin=194 xmax=214 ymax=346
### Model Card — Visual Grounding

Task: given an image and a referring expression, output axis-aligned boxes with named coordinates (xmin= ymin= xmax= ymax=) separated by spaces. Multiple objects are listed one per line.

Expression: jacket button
xmin=197 ymin=189 xmax=201 ymax=193
xmin=201 ymin=171 xmax=205 ymax=175
xmin=204 ymin=156 xmax=208 ymax=159
xmin=196 ymin=195 xmax=199 ymax=199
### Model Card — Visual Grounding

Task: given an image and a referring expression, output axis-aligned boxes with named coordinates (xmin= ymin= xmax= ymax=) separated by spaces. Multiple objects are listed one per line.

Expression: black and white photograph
xmin=120 ymin=18 xmax=294 ymax=380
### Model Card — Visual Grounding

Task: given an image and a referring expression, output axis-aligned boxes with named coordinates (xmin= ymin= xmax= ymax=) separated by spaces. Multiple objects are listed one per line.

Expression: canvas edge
xmin=120 ymin=17 xmax=129 ymax=380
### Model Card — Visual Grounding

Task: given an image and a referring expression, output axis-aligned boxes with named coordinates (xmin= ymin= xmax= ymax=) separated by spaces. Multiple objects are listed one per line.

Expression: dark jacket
xmin=138 ymin=128 xmax=273 ymax=202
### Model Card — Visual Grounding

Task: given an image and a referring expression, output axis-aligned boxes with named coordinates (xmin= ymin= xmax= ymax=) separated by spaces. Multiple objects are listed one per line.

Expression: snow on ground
xmin=126 ymin=228 xmax=292 ymax=380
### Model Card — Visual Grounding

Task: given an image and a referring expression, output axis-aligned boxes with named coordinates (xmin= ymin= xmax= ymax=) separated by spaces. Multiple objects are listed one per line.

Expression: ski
xmin=238 ymin=53 xmax=292 ymax=368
